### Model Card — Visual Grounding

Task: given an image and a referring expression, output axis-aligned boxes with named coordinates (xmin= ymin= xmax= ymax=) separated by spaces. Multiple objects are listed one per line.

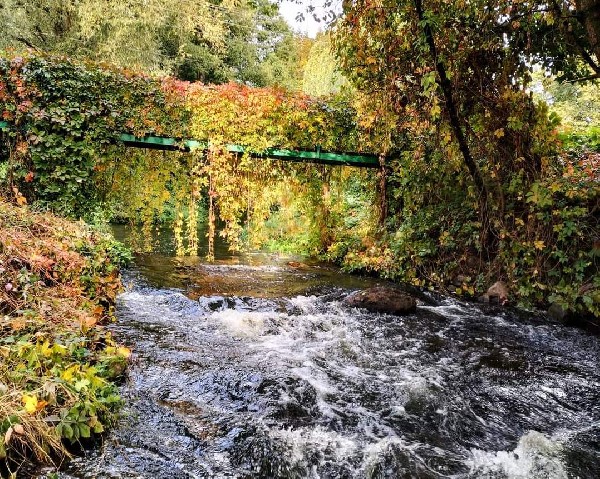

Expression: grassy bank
xmin=0 ymin=201 xmax=130 ymax=477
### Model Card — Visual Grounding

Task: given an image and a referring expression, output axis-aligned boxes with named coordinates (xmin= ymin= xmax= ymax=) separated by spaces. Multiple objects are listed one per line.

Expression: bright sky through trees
xmin=278 ymin=0 xmax=338 ymax=37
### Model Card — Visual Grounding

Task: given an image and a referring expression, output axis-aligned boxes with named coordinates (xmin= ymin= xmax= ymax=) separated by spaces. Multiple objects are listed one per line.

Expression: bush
xmin=0 ymin=200 xmax=130 ymax=475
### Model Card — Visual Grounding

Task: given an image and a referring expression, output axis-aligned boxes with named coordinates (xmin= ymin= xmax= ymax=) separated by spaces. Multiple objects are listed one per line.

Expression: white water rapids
xmin=41 ymin=260 xmax=600 ymax=479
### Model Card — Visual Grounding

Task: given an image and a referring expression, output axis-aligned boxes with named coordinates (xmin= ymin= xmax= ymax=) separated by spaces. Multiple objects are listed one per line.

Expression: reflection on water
xmin=44 ymin=226 xmax=600 ymax=479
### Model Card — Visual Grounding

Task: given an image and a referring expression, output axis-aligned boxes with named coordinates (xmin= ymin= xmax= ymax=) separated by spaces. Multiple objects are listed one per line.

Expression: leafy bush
xmin=0 ymin=200 xmax=130 ymax=474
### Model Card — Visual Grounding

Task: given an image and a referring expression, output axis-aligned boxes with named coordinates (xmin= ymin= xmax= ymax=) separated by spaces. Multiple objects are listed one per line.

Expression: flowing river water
xmin=47 ymin=228 xmax=600 ymax=479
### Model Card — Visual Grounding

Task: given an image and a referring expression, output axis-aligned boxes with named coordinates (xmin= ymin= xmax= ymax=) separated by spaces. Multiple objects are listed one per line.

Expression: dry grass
xmin=0 ymin=199 xmax=128 ymax=476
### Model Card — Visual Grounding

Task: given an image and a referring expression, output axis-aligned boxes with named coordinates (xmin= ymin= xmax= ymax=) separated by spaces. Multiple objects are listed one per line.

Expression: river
xmin=45 ymin=227 xmax=600 ymax=478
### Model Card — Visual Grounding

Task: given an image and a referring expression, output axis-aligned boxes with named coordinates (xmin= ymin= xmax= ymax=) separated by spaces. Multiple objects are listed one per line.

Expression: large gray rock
xmin=344 ymin=286 xmax=417 ymax=315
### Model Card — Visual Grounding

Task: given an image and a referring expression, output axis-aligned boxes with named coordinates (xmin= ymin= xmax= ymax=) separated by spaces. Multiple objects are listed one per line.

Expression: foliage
xmin=183 ymin=81 xmax=372 ymax=257
xmin=0 ymin=0 xmax=227 ymax=74
xmin=173 ymin=0 xmax=303 ymax=89
xmin=0 ymin=51 xmax=376 ymax=261
xmin=536 ymin=74 xmax=600 ymax=134
xmin=0 ymin=200 xmax=130 ymax=475
xmin=0 ymin=52 xmax=188 ymax=218
xmin=0 ymin=0 xmax=306 ymax=88
xmin=302 ymin=33 xmax=347 ymax=96
xmin=333 ymin=0 xmax=599 ymax=317
xmin=1 ymin=43 xmax=596 ymax=319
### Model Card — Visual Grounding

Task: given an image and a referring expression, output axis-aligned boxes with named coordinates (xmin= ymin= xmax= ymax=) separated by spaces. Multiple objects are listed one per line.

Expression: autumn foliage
xmin=0 ymin=50 xmax=598 ymax=319
xmin=0 ymin=200 xmax=131 ymax=474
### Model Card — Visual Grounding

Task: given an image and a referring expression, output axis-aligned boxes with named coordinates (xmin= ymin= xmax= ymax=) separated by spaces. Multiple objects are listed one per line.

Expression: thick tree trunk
xmin=575 ymin=0 xmax=600 ymax=64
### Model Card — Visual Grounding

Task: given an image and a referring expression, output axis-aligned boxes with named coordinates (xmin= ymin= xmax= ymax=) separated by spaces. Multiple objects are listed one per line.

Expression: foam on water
xmin=211 ymin=309 xmax=275 ymax=338
xmin=468 ymin=431 xmax=568 ymax=479
xmin=59 ymin=263 xmax=600 ymax=479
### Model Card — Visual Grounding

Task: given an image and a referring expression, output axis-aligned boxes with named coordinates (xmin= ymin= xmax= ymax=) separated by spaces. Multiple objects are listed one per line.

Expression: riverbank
xmin=0 ymin=201 xmax=130 ymax=476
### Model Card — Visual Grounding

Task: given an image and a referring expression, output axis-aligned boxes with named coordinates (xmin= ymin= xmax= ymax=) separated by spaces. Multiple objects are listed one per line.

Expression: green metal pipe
xmin=0 ymin=122 xmax=380 ymax=168
xmin=120 ymin=133 xmax=380 ymax=167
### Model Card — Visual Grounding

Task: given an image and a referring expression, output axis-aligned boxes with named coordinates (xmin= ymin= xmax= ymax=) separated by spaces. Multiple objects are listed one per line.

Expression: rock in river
xmin=344 ymin=286 xmax=417 ymax=315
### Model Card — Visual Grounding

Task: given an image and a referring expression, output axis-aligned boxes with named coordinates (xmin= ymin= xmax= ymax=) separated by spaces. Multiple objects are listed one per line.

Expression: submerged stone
xmin=343 ymin=286 xmax=417 ymax=315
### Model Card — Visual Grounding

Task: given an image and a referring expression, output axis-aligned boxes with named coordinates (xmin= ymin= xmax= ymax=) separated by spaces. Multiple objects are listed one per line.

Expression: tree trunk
xmin=575 ymin=0 xmax=600 ymax=64
xmin=413 ymin=0 xmax=494 ymax=252
xmin=377 ymin=154 xmax=388 ymax=226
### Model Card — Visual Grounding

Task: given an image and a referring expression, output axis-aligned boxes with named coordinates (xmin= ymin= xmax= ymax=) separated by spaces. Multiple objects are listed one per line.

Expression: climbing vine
xmin=0 ymin=49 xmax=596 ymax=318
xmin=0 ymin=51 xmax=378 ymax=260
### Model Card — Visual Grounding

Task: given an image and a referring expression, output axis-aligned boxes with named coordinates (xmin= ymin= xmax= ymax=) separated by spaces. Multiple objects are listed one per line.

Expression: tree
xmin=302 ymin=33 xmax=346 ymax=96
xmin=0 ymin=0 xmax=225 ymax=73
xmin=171 ymin=0 xmax=303 ymax=88
xmin=332 ymin=0 xmax=597 ymax=315
xmin=535 ymin=72 xmax=600 ymax=132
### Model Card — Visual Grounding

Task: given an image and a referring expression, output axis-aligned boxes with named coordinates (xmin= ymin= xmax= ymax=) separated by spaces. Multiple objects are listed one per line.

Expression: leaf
xmin=117 ymin=346 xmax=131 ymax=358
xmin=12 ymin=187 xmax=27 ymax=206
xmin=74 ymin=379 xmax=90 ymax=392
xmin=79 ymin=423 xmax=91 ymax=438
xmin=93 ymin=422 xmax=104 ymax=434
xmin=62 ymin=423 xmax=73 ymax=440
xmin=62 ymin=364 xmax=79 ymax=381
xmin=40 ymin=340 xmax=53 ymax=357
xmin=534 ymin=240 xmax=545 ymax=250
xmin=22 ymin=394 xmax=38 ymax=414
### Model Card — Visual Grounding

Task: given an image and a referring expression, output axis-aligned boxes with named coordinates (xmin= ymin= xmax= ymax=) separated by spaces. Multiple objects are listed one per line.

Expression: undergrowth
xmin=0 ymin=200 xmax=130 ymax=477
xmin=333 ymin=149 xmax=599 ymax=320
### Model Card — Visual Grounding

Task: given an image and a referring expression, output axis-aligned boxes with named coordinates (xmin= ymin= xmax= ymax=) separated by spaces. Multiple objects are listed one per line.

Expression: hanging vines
xmin=0 ymin=51 xmax=379 ymax=258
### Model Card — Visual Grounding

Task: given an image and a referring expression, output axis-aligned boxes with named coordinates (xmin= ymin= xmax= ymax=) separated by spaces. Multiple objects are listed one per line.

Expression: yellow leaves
xmin=74 ymin=378 xmax=90 ymax=392
xmin=494 ymin=128 xmax=505 ymax=138
xmin=117 ymin=346 xmax=131 ymax=359
xmin=12 ymin=187 xmax=27 ymax=206
xmin=40 ymin=340 xmax=53 ymax=358
xmin=104 ymin=345 xmax=132 ymax=359
xmin=549 ymin=181 xmax=562 ymax=193
xmin=439 ymin=230 xmax=451 ymax=246
xmin=22 ymin=394 xmax=39 ymax=414
xmin=534 ymin=240 xmax=545 ymax=250
xmin=440 ymin=127 xmax=453 ymax=145
xmin=52 ymin=343 xmax=68 ymax=356
xmin=61 ymin=364 xmax=80 ymax=382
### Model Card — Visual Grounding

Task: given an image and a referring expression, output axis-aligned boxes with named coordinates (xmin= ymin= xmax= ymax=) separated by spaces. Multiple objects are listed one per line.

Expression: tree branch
xmin=14 ymin=36 xmax=39 ymax=51
xmin=412 ymin=0 xmax=489 ymax=203
xmin=550 ymin=0 xmax=600 ymax=76
xmin=564 ymin=72 xmax=600 ymax=82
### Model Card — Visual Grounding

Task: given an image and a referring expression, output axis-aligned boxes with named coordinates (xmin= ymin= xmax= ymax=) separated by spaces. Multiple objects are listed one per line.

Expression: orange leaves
xmin=179 ymin=80 xmax=363 ymax=154
xmin=29 ymin=253 xmax=55 ymax=273
xmin=12 ymin=187 xmax=27 ymax=206
xmin=0 ymin=200 xmax=122 ymax=328
xmin=21 ymin=394 xmax=50 ymax=415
